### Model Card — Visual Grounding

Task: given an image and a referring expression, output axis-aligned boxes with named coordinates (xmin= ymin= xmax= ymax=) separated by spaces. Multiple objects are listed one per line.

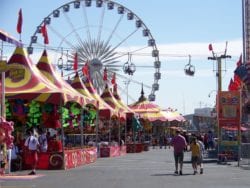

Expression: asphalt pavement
xmin=0 ymin=147 xmax=249 ymax=188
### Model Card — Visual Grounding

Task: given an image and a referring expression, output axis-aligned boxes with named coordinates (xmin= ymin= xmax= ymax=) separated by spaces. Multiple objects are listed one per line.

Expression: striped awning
xmin=112 ymin=84 xmax=134 ymax=115
xmin=84 ymin=77 xmax=114 ymax=118
xmin=130 ymin=102 xmax=167 ymax=122
xmin=4 ymin=47 xmax=66 ymax=104
xmin=161 ymin=110 xmax=186 ymax=122
xmin=130 ymin=95 xmax=185 ymax=122
xmin=70 ymin=72 xmax=97 ymax=107
xmin=100 ymin=84 xmax=127 ymax=119
xmin=129 ymin=89 xmax=167 ymax=122
xmin=36 ymin=50 xmax=94 ymax=106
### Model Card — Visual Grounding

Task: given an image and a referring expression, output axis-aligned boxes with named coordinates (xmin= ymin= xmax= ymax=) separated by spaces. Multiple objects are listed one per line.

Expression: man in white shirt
xmin=24 ymin=129 xmax=39 ymax=175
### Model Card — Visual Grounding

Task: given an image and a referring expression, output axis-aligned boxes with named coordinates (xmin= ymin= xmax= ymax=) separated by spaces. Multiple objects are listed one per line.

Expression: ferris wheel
xmin=27 ymin=0 xmax=161 ymax=103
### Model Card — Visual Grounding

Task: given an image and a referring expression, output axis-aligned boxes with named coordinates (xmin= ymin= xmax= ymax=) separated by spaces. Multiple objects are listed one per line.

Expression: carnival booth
xmin=70 ymin=72 xmax=113 ymax=148
xmin=81 ymin=76 xmax=126 ymax=157
xmin=4 ymin=48 xmax=97 ymax=170
xmin=99 ymin=84 xmax=130 ymax=157
xmin=37 ymin=50 xmax=98 ymax=169
xmin=129 ymin=87 xmax=172 ymax=152
xmin=112 ymin=83 xmax=135 ymax=153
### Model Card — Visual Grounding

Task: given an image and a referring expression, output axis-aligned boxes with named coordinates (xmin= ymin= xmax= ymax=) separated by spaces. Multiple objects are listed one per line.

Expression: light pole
xmin=124 ymin=80 xmax=131 ymax=105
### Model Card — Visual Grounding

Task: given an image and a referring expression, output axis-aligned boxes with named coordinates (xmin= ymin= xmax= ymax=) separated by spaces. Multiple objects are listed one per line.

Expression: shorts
xmin=174 ymin=152 xmax=184 ymax=164
xmin=191 ymin=156 xmax=199 ymax=163
xmin=27 ymin=150 xmax=38 ymax=165
xmin=197 ymin=156 xmax=203 ymax=165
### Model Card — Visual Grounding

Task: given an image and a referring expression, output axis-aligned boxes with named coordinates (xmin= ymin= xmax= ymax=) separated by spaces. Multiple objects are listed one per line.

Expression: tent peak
xmin=139 ymin=83 xmax=146 ymax=102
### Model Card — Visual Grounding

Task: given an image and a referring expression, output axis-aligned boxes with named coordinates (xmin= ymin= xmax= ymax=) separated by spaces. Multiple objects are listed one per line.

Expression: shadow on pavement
xmin=151 ymin=173 xmax=194 ymax=176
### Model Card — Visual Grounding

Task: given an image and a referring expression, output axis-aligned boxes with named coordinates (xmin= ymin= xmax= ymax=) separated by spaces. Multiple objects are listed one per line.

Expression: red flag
xmin=16 ymin=8 xmax=23 ymax=34
xmin=228 ymin=78 xmax=238 ymax=91
xmin=82 ymin=61 xmax=89 ymax=78
xmin=111 ymin=73 xmax=116 ymax=85
xmin=73 ymin=52 xmax=78 ymax=71
xmin=41 ymin=23 xmax=49 ymax=44
xmin=208 ymin=44 xmax=213 ymax=51
xmin=234 ymin=74 xmax=241 ymax=88
xmin=103 ymin=67 xmax=107 ymax=81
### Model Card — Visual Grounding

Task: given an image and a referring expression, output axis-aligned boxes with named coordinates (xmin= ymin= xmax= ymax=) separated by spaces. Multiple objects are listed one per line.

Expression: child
xmin=197 ymin=137 xmax=205 ymax=174
xmin=0 ymin=143 xmax=7 ymax=175
xmin=190 ymin=137 xmax=201 ymax=175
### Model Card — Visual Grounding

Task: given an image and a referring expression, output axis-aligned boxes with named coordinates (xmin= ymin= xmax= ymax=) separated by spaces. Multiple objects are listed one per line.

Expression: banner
xmin=218 ymin=91 xmax=240 ymax=123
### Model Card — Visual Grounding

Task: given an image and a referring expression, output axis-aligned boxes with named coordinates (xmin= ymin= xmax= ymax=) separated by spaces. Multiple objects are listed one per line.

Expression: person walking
xmin=38 ymin=128 xmax=48 ymax=153
xmin=197 ymin=136 xmax=205 ymax=174
xmin=171 ymin=130 xmax=187 ymax=175
xmin=190 ymin=137 xmax=201 ymax=175
xmin=24 ymin=128 xmax=40 ymax=175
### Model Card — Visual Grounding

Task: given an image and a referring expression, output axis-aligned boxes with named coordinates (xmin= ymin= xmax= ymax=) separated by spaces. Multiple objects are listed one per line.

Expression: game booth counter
xmin=3 ymin=47 xmax=98 ymax=170
xmin=97 ymin=83 xmax=137 ymax=158
xmin=124 ymin=116 xmax=145 ymax=153
xmin=97 ymin=116 xmax=128 ymax=158
xmin=79 ymin=79 xmax=130 ymax=158
xmin=69 ymin=71 xmax=127 ymax=158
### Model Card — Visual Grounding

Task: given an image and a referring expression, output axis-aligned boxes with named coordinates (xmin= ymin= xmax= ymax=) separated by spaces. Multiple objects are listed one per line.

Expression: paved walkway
xmin=0 ymin=147 xmax=249 ymax=188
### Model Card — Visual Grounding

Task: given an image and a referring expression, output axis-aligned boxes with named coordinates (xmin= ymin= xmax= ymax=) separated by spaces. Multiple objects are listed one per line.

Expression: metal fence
xmin=240 ymin=143 xmax=250 ymax=169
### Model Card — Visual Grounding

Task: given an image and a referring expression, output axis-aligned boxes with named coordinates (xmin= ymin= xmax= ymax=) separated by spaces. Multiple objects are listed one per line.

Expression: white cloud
xmin=157 ymin=39 xmax=243 ymax=60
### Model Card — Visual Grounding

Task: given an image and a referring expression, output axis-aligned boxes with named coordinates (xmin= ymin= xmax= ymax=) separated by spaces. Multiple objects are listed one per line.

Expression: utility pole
xmin=208 ymin=42 xmax=231 ymax=92
xmin=207 ymin=42 xmax=231 ymax=160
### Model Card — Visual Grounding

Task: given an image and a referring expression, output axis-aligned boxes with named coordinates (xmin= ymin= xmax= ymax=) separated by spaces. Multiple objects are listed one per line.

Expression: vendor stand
xmin=128 ymin=87 xmax=161 ymax=152
xmin=84 ymin=78 xmax=129 ymax=158
xmin=98 ymin=84 xmax=129 ymax=157
xmin=4 ymin=48 xmax=98 ymax=170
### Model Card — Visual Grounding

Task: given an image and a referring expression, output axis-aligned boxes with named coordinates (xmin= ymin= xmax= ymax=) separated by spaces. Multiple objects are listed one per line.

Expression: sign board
xmin=218 ymin=91 xmax=241 ymax=152
xmin=218 ymin=91 xmax=240 ymax=122
xmin=0 ymin=60 xmax=8 ymax=72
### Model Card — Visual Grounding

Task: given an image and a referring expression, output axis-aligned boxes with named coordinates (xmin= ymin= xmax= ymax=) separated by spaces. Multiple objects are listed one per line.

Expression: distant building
xmin=184 ymin=107 xmax=216 ymax=133
xmin=193 ymin=107 xmax=216 ymax=133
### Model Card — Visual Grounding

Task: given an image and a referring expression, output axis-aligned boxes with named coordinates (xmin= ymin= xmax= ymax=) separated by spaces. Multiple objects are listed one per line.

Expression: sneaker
xmin=200 ymin=169 xmax=203 ymax=174
xmin=174 ymin=171 xmax=178 ymax=175
xmin=179 ymin=170 xmax=182 ymax=175
xmin=28 ymin=171 xmax=36 ymax=175
xmin=193 ymin=171 xmax=197 ymax=175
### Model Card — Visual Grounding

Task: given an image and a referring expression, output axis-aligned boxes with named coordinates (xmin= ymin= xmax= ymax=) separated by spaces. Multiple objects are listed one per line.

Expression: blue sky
xmin=0 ymin=0 xmax=243 ymax=115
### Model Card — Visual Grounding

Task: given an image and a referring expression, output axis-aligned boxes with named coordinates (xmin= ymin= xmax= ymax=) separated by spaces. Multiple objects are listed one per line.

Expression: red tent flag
xmin=82 ymin=61 xmax=89 ymax=78
xmin=111 ymin=73 xmax=116 ymax=85
xmin=208 ymin=44 xmax=213 ymax=51
xmin=228 ymin=78 xmax=238 ymax=91
xmin=16 ymin=8 xmax=23 ymax=34
xmin=73 ymin=52 xmax=78 ymax=71
xmin=41 ymin=23 xmax=49 ymax=44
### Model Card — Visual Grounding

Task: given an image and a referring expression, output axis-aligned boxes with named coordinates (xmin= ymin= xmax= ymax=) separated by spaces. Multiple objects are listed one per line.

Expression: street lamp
xmin=124 ymin=80 xmax=131 ymax=105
